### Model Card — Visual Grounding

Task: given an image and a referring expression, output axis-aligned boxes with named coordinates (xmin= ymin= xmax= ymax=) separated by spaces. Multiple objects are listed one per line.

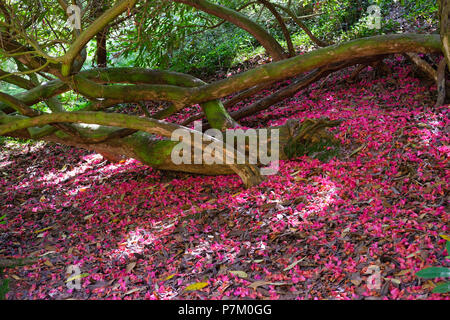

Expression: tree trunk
xmin=1 ymin=34 xmax=441 ymax=114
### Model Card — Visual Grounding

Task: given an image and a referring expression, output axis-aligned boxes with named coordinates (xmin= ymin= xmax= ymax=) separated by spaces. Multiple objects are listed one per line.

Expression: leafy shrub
xmin=0 ymin=214 xmax=8 ymax=300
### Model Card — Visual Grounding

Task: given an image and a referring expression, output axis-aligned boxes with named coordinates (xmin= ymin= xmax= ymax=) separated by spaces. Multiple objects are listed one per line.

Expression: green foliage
xmin=169 ymin=26 xmax=257 ymax=75
xmin=0 ymin=0 xmax=438 ymax=78
xmin=431 ymin=282 xmax=450 ymax=294
xmin=0 ymin=136 xmax=35 ymax=146
xmin=307 ymin=0 xmax=437 ymax=43
xmin=0 ymin=214 xmax=6 ymax=224
xmin=415 ymin=239 xmax=450 ymax=294
xmin=59 ymin=92 xmax=91 ymax=112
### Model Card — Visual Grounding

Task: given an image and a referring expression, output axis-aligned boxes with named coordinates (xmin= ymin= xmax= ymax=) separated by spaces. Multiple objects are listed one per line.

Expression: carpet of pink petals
xmin=0 ymin=56 xmax=448 ymax=300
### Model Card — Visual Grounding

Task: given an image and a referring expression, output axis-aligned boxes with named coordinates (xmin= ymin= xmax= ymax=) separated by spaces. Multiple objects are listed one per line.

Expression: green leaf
xmin=0 ymin=214 xmax=6 ymax=220
xmin=446 ymin=241 xmax=450 ymax=255
xmin=432 ymin=282 xmax=450 ymax=294
xmin=184 ymin=282 xmax=208 ymax=291
xmin=66 ymin=273 xmax=89 ymax=283
xmin=416 ymin=267 xmax=450 ymax=279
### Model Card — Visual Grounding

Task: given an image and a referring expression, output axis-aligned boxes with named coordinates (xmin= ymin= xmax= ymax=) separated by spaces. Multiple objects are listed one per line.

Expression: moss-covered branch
xmin=61 ymin=0 xmax=138 ymax=76
xmin=2 ymin=34 xmax=441 ymax=113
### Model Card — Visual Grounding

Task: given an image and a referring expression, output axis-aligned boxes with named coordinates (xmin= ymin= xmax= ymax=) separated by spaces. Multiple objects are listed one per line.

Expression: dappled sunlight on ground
xmin=0 ymin=58 xmax=448 ymax=300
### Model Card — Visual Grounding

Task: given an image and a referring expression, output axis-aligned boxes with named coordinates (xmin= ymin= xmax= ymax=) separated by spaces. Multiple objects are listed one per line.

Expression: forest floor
xmin=0 ymin=56 xmax=448 ymax=300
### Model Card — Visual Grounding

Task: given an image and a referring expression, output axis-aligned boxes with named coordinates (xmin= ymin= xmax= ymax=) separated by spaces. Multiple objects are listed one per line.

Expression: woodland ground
xmin=0 ymin=56 xmax=448 ymax=300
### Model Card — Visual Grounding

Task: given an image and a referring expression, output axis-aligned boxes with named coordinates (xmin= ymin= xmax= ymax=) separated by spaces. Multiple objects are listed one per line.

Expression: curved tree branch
xmin=61 ymin=0 xmax=138 ymax=76
xmin=172 ymin=0 xmax=287 ymax=60
xmin=258 ymin=0 xmax=295 ymax=57
xmin=0 ymin=34 xmax=442 ymax=121
xmin=0 ymin=111 xmax=262 ymax=187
